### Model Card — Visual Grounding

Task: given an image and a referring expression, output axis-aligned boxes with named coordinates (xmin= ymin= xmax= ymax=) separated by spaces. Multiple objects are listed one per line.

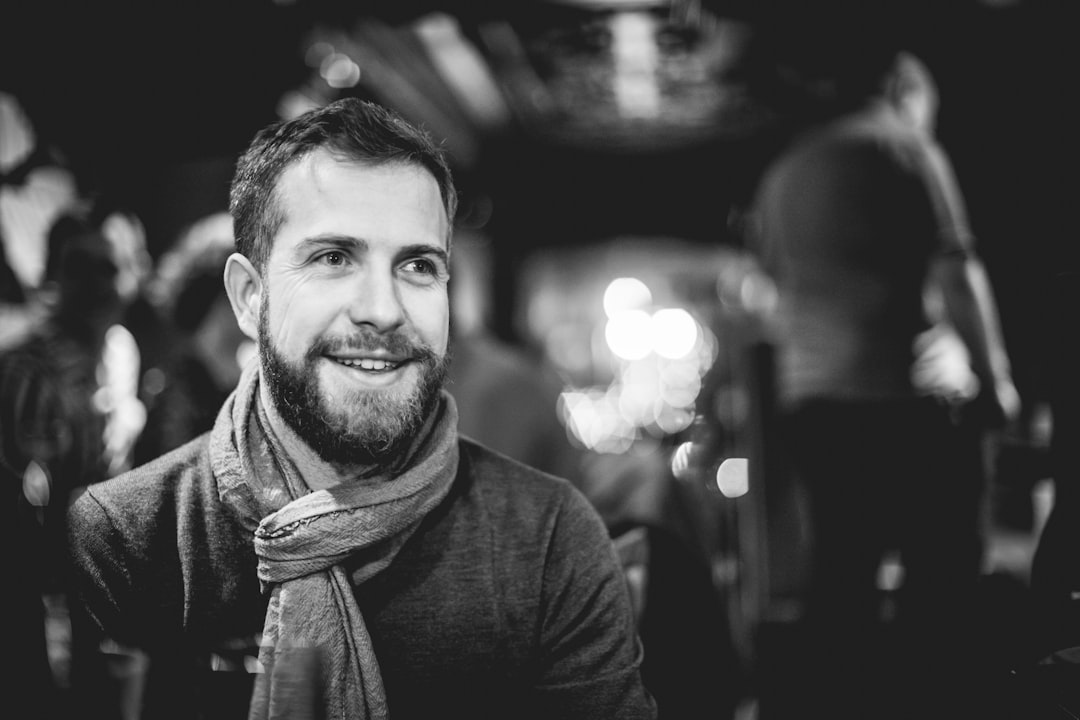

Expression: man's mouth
xmin=332 ymin=357 xmax=403 ymax=371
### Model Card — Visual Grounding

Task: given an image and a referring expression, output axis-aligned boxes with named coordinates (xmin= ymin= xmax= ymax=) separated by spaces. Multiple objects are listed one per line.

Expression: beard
xmin=258 ymin=298 xmax=449 ymax=467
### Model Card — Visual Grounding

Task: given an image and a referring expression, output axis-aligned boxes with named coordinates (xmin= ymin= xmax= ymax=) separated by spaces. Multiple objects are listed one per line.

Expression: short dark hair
xmin=228 ymin=98 xmax=458 ymax=269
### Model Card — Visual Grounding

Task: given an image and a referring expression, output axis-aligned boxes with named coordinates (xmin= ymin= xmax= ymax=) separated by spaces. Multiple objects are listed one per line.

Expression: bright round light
xmin=605 ymin=309 xmax=653 ymax=360
xmin=651 ymin=308 xmax=698 ymax=359
xmin=321 ymin=53 xmax=361 ymax=88
xmin=603 ymin=277 xmax=652 ymax=318
xmin=716 ymin=457 xmax=749 ymax=498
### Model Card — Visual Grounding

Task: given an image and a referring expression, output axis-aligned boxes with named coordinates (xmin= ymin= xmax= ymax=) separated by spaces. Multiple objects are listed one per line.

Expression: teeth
xmin=336 ymin=358 xmax=399 ymax=371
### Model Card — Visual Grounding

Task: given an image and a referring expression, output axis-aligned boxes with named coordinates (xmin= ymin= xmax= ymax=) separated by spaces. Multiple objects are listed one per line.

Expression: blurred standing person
xmin=65 ymin=98 xmax=655 ymax=720
xmin=742 ymin=17 xmax=1020 ymax=720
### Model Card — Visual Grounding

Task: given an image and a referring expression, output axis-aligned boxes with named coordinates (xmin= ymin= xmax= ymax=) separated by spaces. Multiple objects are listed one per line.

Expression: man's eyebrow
xmin=399 ymin=243 xmax=449 ymax=266
xmin=296 ymin=234 xmax=365 ymax=251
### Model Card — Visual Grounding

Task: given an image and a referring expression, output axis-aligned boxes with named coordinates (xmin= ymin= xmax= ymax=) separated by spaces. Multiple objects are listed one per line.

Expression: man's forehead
xmin=270 ymin=153 xmax=449 ymax=252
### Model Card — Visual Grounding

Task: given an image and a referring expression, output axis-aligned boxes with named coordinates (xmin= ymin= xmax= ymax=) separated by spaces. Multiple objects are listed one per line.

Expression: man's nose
xmin=346 ymin=271 xmax=405 ymax=330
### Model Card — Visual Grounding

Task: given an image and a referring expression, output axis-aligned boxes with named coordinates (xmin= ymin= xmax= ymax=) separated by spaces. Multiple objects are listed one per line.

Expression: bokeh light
xmin=603 ymin=277 xmax=653 ymax=317
xmin=652 ymin=307 xmax=698 ymax=359
xmin=605 ymin=309 xmax=653 ymax=360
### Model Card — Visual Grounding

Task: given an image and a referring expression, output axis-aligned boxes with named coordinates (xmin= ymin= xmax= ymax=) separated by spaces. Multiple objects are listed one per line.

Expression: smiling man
xmin=65 ymin=98 xmax=657 ymax=720
xmin=240 ymin=154 xmax=452 ymax=477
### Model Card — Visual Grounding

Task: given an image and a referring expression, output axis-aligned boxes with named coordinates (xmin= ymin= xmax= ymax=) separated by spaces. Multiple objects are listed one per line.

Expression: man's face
xmin=257 ymin=150 xmax=451 ymax=465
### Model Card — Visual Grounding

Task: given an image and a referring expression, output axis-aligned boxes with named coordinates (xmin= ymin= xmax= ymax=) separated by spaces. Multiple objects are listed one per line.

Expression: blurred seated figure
xmin=136 ymin=211 xmax=254 ymax=463
xmin=445 ymin=230 xmax=584 ymax=481
xmin=445 ymin=231 xmax=746 ymax=715
xmin=3 ymin=197 xmax=151 ymax=515
xmin=1 ymin=200 xmax=150 ymax=717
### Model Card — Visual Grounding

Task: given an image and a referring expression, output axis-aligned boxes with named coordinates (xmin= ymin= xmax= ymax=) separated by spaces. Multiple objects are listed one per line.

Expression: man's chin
xmin=317 ymin=366 xmax=421 ymax=410
xmin=310 ymin=401 xmax=418 ymax=466
xmin=316 ymin=379 xmax=425 ymax=446
xmin=287 ymin=352 xmax=448 ymax=465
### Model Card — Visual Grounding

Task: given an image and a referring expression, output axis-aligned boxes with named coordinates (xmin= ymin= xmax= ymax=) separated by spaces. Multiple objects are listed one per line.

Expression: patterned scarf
xmin=209 ymin=361 xmax=459 ymax=719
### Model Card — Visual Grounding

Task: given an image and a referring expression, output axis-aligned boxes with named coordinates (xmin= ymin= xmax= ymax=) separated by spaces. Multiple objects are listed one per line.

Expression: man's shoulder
xmin=458 ymin=436 xmax=572 ymax=490
xmin=69 ymin=433 xmax=214 ymax=522
xmin=455 ymin=436 xmax=597 ymax=526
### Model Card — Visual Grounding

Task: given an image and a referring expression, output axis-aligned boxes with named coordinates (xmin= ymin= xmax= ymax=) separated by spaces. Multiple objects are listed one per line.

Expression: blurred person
xmin=134 ymin=210 xmax=254 ymax=465
xmin=0 ymin=89 xmax=78 ymax=351
xmin=87 ymin=197 xmax=156 ymax=478
xmin=742 ymin=17 xmax=1020 ymax=719
xmin=0 ymin=90 xmax=79 ymax=292
xmin=445 ymin=229 xmax=583 ymax=480
xmin=447 ymin=229 xmax=750 ymax=717
xmin=65 ymin=98 xmax=656 ymax=720
xmin=1 ymin=200 xmax=150 ymax=718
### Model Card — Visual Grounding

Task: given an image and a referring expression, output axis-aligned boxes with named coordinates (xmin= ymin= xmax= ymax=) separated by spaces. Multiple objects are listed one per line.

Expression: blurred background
xmin=2 ymin=0 xmax=1077 ymax=718
xmin=3 ymin=0 xmax=1074 ymax=395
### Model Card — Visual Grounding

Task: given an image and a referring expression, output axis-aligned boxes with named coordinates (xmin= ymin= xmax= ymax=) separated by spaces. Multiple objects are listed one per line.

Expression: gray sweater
xmin=66 ymin=435 xmax=656 ymax=720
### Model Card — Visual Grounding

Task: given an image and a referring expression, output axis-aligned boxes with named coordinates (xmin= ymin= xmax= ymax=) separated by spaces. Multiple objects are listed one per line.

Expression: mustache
xmin=309 ymin=331 xmax=438 ymax=361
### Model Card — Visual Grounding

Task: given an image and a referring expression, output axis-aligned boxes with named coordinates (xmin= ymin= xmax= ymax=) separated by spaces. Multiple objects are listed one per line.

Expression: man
xmin=66 ymin=98 xmax=656 ymax=720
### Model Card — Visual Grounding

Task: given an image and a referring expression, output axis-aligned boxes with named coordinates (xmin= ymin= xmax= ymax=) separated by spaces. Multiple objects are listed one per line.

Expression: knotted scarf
xmin=209 ymin=361 xmax=459 ymax=719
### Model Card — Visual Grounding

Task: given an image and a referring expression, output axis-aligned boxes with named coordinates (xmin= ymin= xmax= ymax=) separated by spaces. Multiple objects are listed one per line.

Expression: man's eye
xmin=405 ymin=259 xmax=436 ymax=275
xmin=320 ymin=251 xmax=346 ymax=266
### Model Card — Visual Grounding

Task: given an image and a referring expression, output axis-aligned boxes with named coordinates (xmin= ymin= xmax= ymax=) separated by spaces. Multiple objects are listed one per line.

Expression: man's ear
xmin=224 ymin=253 xmax=262 ymax=341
